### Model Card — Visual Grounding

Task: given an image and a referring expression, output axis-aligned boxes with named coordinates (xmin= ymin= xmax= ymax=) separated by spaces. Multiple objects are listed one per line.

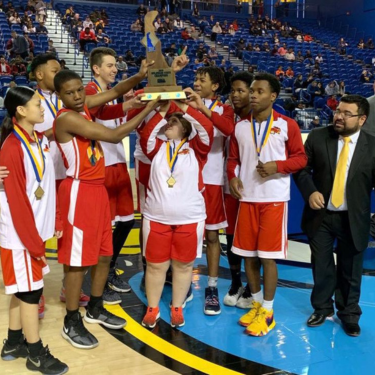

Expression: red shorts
xmin=105 ymin=163 xmax=134 ymax=223
xmin=224 ymin=193 xmax=240 ymax=235
xmin=142 ymin=218 xmax=205 ymax=263
xmin=57 ymin=178 xmax=113 ymax=267
xmin=203 ymin=184 xmax=228 ymax=230
xmin=232 ymin=202 xmax=288 ymax=259
xmin=135 ymin=159 xmax=151 ymax=213
xmin=0 ymin=247 xmax=49 ymax=294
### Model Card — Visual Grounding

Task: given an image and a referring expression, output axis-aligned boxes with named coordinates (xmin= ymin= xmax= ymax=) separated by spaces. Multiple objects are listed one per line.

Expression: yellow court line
xmin=106 ymin=305 xmax=244 ymax=375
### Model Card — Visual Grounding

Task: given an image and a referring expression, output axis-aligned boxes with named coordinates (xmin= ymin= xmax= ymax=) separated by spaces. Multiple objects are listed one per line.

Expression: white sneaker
xmin=236 ymin=284 xmax=253 ymax=309
xmin=223 ymin=284 xmax=243 ymax=307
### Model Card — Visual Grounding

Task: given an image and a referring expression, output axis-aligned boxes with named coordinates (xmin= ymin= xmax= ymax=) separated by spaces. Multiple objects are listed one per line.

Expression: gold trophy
xmin=141 ymin=11 xmax=186 ymax=101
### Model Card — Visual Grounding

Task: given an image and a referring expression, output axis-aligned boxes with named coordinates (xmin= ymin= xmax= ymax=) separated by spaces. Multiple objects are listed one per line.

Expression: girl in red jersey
xmin=140 ymin=100 xmax=213 ymax=329
xmin=0 ymin=87 xmax=68 ymax=374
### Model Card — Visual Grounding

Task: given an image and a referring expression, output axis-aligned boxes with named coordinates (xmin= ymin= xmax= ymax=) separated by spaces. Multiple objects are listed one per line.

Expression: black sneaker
xmin=102 ymin=285 xmax=122 ymax=305
xmin=107 ymin=267 xmax=131 ymax=293
xmin=61 ymin=312 xmax=98 ymax=349
xmin=26 ymin=345 xmax=69 ymax=375
xmin=169 ymin=283 xmax=194 ymax=308
xmin=1 ymin=337 xmax=28 ymax=361
xmin=84 ymin=304 xmax=127 ymax=329
xmin=165 ymin=268 xmax=173 ymax=285
xmin=204 ymin=287 xmax=221 ymax=315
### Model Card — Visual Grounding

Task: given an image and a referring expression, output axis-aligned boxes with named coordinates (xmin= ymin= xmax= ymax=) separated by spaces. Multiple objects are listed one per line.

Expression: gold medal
xmin=34 ymin=185 xmax=45 ymax=200
xmin=167 ymin=175 xmax=176 ymax=188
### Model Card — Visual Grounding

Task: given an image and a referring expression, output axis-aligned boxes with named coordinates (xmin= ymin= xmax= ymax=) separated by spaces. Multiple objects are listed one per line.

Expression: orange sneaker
xmin=171 ymin=306 xmax=185 ymax=328
xmin=38 ymin=295 xmax=45 ymax=319
xmin=142 ymin=307 xmax=160 ymax=329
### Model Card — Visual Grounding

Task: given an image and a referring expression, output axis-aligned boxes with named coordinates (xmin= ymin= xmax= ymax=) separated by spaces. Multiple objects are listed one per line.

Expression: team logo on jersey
xmin=270 ymin=126 xmax=281 ymax=135
xmin=178 ymin=149 xmax=190 ymax=155
xmin=87 ymin=141 xmax=104 ymax=166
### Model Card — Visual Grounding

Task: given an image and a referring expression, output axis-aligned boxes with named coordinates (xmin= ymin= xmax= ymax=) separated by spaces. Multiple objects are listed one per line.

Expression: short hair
xmin=340 ymin=94 xmax=370 ymax=118
xmin=89 ymin=47 xmax=116 ymax=72
xmin=54 ymin=70 xmax=82 ymax=92
xmin=30 ymin=53 xmax=59 ymax=73
xmin=195 ymin=66 xmax=225 ymax=93
xmin=167 ymin=113 xmax=193 ymax=138
xmin=253 ymin=73 xmax=281 ymax=96
xmin=230 ymin=71 xmax=253 ymax=87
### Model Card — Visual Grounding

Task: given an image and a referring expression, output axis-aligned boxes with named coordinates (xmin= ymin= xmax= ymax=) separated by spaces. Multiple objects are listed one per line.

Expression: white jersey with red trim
xmin=34 ymin=89 xmax=66 ymax=180
xmin=0 ymin=133 xmax=56 ymax=251
xmin=227 ymin=110 xmax=307 ymax=203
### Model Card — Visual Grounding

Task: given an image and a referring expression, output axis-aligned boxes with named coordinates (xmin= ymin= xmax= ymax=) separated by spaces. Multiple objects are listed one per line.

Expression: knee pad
xmin=15 ymin=288 xmax=43 ymax=305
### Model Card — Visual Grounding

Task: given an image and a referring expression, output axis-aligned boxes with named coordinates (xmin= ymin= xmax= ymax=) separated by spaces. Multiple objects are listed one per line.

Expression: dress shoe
xmin=307 ymin=312 xmax=334 ymax=327
xmin=342 ymin=322 xmax=361 ymax=337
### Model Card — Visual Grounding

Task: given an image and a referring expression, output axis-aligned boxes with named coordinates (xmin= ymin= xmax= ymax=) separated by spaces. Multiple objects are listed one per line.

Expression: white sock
xmin=252 ymin=290 xmax=263 ymax=304
xmin=262 ymin=299 xmax=274 ymax=311
xmin=208 ymin=276 xmax=218 ymax=288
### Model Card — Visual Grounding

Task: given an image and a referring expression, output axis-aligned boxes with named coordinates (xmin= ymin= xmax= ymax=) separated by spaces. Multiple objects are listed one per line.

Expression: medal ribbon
xmin=92 ymin=78 xmax=118 ymax=124
xmin=208 ymin=99 xmax=218 ymax=111
xmin=166 ymin=138 xmax=187 ymax=174
xmin=251 ymin=112 xmax=274 ymax=158
xmin=37 ymin=89 xmax=62 ymax=118
xmin=13 ymin=124 xmax=45 ymax=183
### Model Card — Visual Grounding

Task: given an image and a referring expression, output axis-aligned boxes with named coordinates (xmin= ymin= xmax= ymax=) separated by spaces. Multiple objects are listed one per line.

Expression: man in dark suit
xmin=294 ymin=95 xmax=374 ymax=337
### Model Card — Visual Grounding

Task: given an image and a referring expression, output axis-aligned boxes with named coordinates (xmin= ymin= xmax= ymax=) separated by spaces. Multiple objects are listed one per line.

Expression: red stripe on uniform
xmin=23 ymin=250 xmax=31 ymax=291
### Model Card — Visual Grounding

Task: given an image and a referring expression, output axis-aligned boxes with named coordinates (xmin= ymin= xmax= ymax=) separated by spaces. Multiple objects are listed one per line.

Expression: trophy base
xmin=142 ymin=86 xmax=186 ymax=101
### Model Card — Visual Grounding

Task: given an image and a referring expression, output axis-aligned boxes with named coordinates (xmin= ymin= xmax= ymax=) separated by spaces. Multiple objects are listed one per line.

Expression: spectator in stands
xmin=285 ymin=66 xmax=294 ymax=78
xmin=163 ymin=18 xmax=174 ymax=33
xmin=228 ymin=24 xmax=236 ymax=36
xmin=195 ymin=43 xmax=207 ymax=60
xmin=360 ymin=69 xmax=372 ymax=83
xmin=192 ymin=3 xmax=199 ymax=17
xmin=95 ymin=19 xmax=105 ymax=33
xmin=157 ymin=23 xmax=168 ymax=34
xmin=46 ymin=39 xmax=56 ymax=55
xmin=125 ymin=50 xmax=136 ymax=67
xmin=96 ymin=29 xmax=110 ymax=45
xmin=315 ymin=53 xmax=323 ymax=63
xmin=7 ymin=31 xmax=29 ymax=59
xmin=199 ymin=16 xmax=209 ymax=33
xmin=79 ymin=27 xmax=97 ymax=52
xmin=307 ymin=80 xmax=320 ymax=102
xmin=271 ymin=45 xmax=278 ymax=56
xmin=0 ymin=56 xmax=11 ymax=75
xmin=35 ymin=21 xmax=48 ymax=34
xmin=116 ymin=56 xmax=128 ymax=73
xmin=278 ymin=43 xmax=287 ymax=56
xmin=211 ymin=22 xmax=222 ymax=42
xmin=247 ymin=65 xmax=255 ymax=74
xmin=174 ymin=17 xmax=183 ymax=29
xmin=338 ymin=80 xmax=346 ymax=96
xmin=294 ymin=74 xmax=304 ymax=94
xmin=153 ymin=17 xmax=162 ymax=31
xmin=23 ymin=20 xmax=36 ymax=33
xmin=11 ymin=56 xmax=26 ymax=76
xmin=303 ymin=74 xmax=314 ymax=88
xmin=35 ymin=0 xmax=46 ymax=22
xmin=337 ymin=37 xmax=348 ymax=55
xmin=366 ymin=38 xmax=374 ymax=49
xmin=327 ymin=94 xmax=339 ymax=111
xmin=275 ymin=66 xmax=285 ymax=81
xmin=236 ymin=38 xmax=246 ymax=59
xmin=208 ymin=46 xmax=218 ymax=60
xmin=262 ymin=41 xmax=270 ymax=52
xmin=311 ymin=62 xmax=322 ymax=78
xmin=136 ymin=3 xmax=147 ymax=17
xmin=296 ymin=33 xmax=303 ymax=43
xmin=296 ymin=51 xmax=304 ymax=62
xmin=23 ymin=33 xmax=34 ymax=54
xmin=83 ymin=16 xmax=93 ymax=29
xmin=246 ymin=42 xmax=253 ymax=51
xmin=8 ymin=11 xmax=21 ymax=24
xmin=304 ymin=34 xmax=313 ymax=43
xmin=304 ymin=50 xmax=312 ymax=59
xmin=285 ymin=48 xmax=295 ymax=61
xmin=357 ymin=39 xmax=365 ymax=49
xmin=254 ymin=43 xmax=261 ymax=52
xmin=60 ymin=59 xmax=69 ymax=70
xmin=190 ymin=26 xmax=200 ymax=40
xmin=325 ymin=80 xmax=339 ymax=96
xmin=62 ymin=5 xmax=74 ymax=24
xmin=181 ymin=27 xmax=192 ymax=40
xmin=273 ymin=33 xmax=280 ymax=45
xmin=232 ymin=19 xmax=239 ymax=31
xmin=160 ymin=6 xmax=168 ymax=18
xmin=309 ymin=116 xmax=321 ymax=129
xmin=131 ymin=19 xmax=142 ymax=32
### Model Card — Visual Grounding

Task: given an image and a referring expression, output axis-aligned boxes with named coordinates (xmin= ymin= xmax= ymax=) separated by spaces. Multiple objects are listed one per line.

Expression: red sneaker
xmin=141 ymin=307 xmax=160 ymax=329
xmin=60 ymin=287 xmax=90 ymax=307
xmin=38 ymin=295 xmax=45 ymax=319
xmin=171 ymin=306 xmax=185 ymax=328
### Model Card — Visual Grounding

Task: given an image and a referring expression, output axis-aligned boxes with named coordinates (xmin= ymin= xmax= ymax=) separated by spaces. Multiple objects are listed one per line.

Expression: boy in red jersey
xmin=53 ymin=66 xmax=159 ymax=349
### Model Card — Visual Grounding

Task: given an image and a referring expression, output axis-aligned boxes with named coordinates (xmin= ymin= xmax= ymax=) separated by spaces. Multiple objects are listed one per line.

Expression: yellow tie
xmin=331 ymin=137 xmax=351 ymax=208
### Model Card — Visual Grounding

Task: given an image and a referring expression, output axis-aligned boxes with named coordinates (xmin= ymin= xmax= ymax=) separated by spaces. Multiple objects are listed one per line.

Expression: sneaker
xmin=141 ymin=307 xmax=160 ymax=329
xmin=60 ymin=287 xmax=90 ymax=307
xmin=238 ymin=301 xmax=262 ymax=327
xmin=1 ymin=337 xmax=28 ymax=361
xmin=84 ymin=304 xmax=126 ymax=330
xmin=223 ymin=284 xmax=243 ymax=307
xmin=102 ymin=285 xmax=122 ymax=305
xmin=61 ymin=312 xmax=98 ymax=349
xmin=245 ymin=307 xmax=276 ymax=336
xmin=169 ymin=283 xmax=194 ymax=308
xmin=26 ymin=345 xmax=69 ymax=375
xmin=108 ymin=267 xmax=131 ymax=293
xmin=204 ymin=287 xmax=221 ymax=315
xmin=236 ymin=284 xmax=253 ymax=309
xmin=38 ymin=295 xmax=45 ymax=319
xmin=171 ymin=306 xmax=185 ymax=328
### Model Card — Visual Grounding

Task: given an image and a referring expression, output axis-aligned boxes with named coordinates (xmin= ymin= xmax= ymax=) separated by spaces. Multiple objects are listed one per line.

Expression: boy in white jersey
xmin=184 ymin=67 xmax=234 ymax=315
xmin=228 ymin=73 xmax=307 ymax=336
xmin=86 ymin=47 xmax=140 ymax=304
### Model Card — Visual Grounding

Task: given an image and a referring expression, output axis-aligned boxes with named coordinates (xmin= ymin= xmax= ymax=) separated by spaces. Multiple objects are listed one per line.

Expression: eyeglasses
xmin=333 ymin=110 xmax=363 ymax=119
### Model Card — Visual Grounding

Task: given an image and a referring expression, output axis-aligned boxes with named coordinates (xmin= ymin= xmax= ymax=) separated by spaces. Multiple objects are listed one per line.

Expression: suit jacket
xmin=293 ymin=126 xmax=375 ymax=251
xmin=363 ymin=95 xmax=375 ymax=136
